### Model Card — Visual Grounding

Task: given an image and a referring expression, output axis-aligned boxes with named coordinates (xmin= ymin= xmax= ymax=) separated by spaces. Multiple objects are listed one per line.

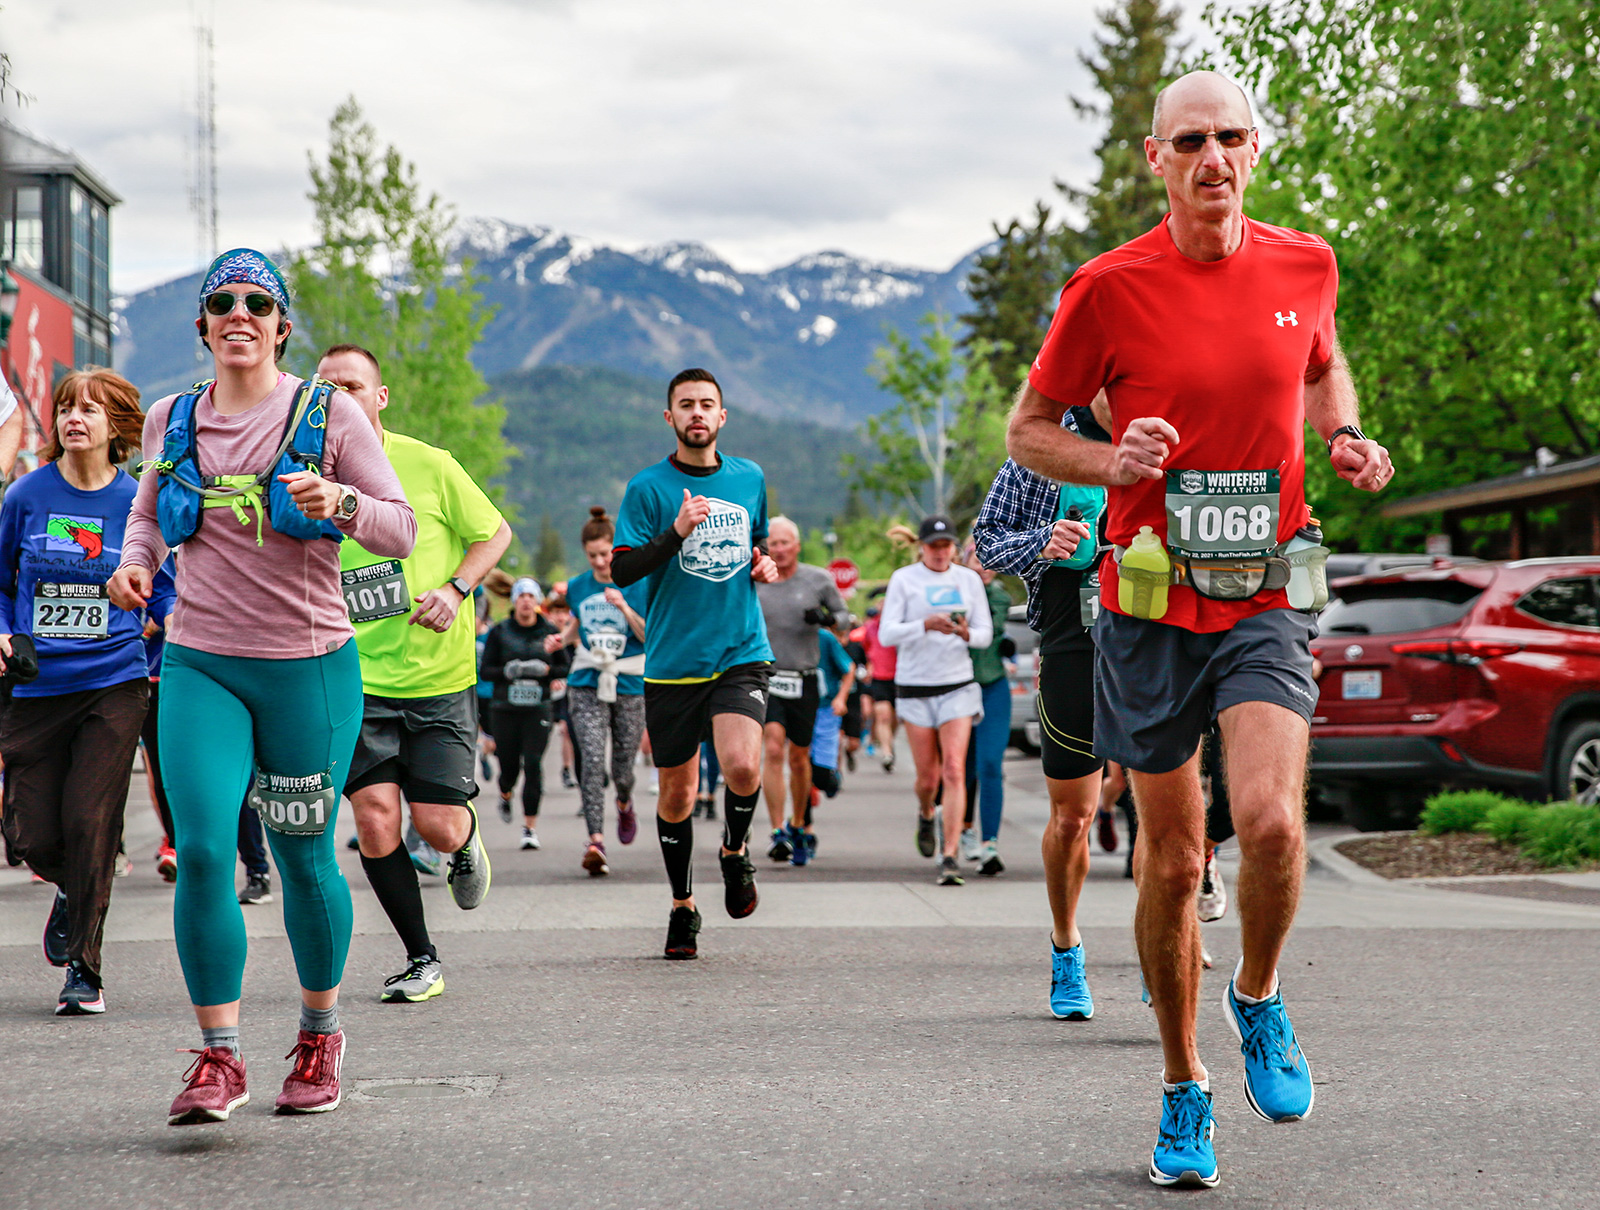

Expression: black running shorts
xmin=763 ymin=668 xmax=820 ymax=747
xmin=346 ymin=687 xmax=479 ymax=805
xmin=1037 ymin=647 xmax=1102 ymax=781
xmin=866 ymin=680 xmax=896 ymax=704
xmin=645 ymin=663 xmax=773 ymax=769
xmin=1093 ymin=608 xmax=1318 ymax=775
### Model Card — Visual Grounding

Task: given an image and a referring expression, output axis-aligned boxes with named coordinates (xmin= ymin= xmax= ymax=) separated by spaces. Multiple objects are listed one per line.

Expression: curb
xmin=1305 ymin=831 xmax=1402 ymax=886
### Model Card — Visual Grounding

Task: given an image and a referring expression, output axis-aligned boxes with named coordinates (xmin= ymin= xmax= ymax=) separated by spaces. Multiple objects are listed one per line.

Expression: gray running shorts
xmin=1092 ymin=608 xmax=1318 ymax=775
xmin=346 ymin=687 xmax=480 ymax=805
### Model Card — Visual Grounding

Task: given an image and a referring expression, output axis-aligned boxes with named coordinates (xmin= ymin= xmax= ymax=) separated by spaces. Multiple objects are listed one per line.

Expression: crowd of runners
xmin=0 ymin=70 xmax=1395 ymax=1189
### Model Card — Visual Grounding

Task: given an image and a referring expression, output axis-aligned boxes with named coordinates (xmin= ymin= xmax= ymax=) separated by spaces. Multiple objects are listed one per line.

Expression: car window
xmin=1516 ymin=577 xmax=1600 ymax=629
xmin=1319 ymin=581 xmax=1482 ymax=635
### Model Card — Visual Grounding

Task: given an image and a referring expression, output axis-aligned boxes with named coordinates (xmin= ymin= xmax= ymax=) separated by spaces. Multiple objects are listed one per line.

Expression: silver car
xmin=1004 ymin=604 xmax=1041 ymax=752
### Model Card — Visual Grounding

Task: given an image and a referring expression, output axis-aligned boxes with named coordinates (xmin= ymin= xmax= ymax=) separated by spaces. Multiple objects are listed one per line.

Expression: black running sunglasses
xmin=1150 ymin=127 xmax=1255 ymax=153
xmin=203 ymin=290 xmax=278 ymax=318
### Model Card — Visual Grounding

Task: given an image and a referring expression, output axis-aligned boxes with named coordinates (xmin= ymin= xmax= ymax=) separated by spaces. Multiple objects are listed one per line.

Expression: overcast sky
xmin=2 ymin=0 xmax=1212 ymax=295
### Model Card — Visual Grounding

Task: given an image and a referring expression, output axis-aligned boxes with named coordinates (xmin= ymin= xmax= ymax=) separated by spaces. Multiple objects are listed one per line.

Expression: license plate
xmin=1342 ymin=670 xmax=1381 ymax=700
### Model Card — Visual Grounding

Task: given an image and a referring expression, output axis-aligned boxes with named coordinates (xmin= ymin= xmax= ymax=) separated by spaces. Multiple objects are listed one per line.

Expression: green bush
xmin=1477 ymin=800 xmax=1541 ymax=846
xmin=1520 ymin=803 xmax=1600 ymax=869
xmin=1418 ymin=790 xmax=1519 ymax=836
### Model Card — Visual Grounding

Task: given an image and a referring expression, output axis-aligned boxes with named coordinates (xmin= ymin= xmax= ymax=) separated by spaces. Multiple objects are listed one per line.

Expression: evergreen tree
xmin=1065 ymin=0 xmax=1184 ymax=254
xmin=961 ymin=203 xmax=1082 ymax=390
xmin=288 ymin=98 xmax=510 ymax=497
xmin=533 ymin=513 xmax=564 ymax=584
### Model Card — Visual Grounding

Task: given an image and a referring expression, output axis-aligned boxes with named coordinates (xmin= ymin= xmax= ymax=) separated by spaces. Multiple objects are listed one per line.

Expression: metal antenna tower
xmin=189 ymin=4 xmax=218 ymax=266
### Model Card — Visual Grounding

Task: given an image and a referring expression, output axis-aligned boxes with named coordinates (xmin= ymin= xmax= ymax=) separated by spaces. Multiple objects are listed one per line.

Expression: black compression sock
xmin=360 ymin=844 xmax=435 ymax=961
xmin=721 ymin=785 xmax=760 ymax=853
xmin=657 ymin=814 xmax=695 ymax=900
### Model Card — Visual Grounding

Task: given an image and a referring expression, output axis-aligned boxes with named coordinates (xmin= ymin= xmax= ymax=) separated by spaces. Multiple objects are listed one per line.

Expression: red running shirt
xmin=1028 ymin=215 xmax=1338 ymax=633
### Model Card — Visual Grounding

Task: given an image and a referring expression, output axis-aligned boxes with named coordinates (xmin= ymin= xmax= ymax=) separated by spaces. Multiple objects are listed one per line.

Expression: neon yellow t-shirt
xmin=339 ymin=429 xmax=504 ymax=698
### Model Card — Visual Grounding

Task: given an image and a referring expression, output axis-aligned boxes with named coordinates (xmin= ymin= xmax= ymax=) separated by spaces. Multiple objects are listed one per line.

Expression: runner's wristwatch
xmin=1326 ymin=424 xmax=1365 ymax=452
xmin=334 ymin=485 xmax=359 ymax=519
xmin=447 ymin=576 xmax=472 ymax=599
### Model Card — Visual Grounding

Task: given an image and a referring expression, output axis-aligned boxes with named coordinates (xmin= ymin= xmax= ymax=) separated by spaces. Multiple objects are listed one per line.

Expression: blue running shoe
xmin=789 ymin=823 xmax=809 ymax=867
xmin=1149 ymin=1081 xmax=1219 ymax=1188
xmin=1140 ymin=971 xmax=1151 ymax=1007
xmin=1048 ymin=942 xmax=1093 ymax=1020
xmin=1223 ymin=973 xmax=1314 ymax=1123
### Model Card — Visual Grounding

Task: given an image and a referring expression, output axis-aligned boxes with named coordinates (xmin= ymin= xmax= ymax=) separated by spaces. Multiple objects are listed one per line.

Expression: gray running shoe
xmin=1196 ymin=851 xmax=1228 ymax=922
xmin=405 ymin=821 xmax=443 ymax=877
xmin=959 ymin=826 xmax=982 ymax=863
xmin=937 ymin=856 xmax=965 ymax=886
xmin=446 ymin=804 xmax=491 ymax=910
xmin=381 ymin=954 xmax=444 ymax=1003
xmin=238 ymin=872 xmax=273 ymax=905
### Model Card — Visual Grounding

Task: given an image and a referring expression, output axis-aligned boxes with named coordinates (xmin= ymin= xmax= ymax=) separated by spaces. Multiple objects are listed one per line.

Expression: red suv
xmin=1309 ymin=557 xmax=1600 ymax=830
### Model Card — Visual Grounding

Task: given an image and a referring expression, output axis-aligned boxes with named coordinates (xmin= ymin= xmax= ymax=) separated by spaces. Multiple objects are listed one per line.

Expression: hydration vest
xmin=154 ymin=377 xmax=345 ymax=548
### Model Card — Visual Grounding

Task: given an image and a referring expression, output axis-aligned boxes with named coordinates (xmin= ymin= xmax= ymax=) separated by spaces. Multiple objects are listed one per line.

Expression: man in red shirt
xmin=1008 ymin=70 xmax=1393 ymax=1189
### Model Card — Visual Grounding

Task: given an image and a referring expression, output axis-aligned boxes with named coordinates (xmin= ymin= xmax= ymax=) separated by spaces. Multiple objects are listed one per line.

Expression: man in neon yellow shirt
xmin=321 ymin=344 xmax=512 ymax=1003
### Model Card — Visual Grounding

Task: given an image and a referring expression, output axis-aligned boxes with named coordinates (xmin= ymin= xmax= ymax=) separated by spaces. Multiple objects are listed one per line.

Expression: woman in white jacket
xmin=879 ymin=514 xmax=993 ymax=886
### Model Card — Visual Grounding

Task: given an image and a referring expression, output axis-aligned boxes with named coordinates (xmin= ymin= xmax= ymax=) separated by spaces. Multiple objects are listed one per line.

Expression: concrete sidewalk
xmin=1 ymin=742 xmax=1593 ymax=1208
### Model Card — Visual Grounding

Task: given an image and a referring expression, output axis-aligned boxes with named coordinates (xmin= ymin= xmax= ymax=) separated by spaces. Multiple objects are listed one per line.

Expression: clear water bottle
xmin=1283 ymin=521 xmax=1330 ymax=611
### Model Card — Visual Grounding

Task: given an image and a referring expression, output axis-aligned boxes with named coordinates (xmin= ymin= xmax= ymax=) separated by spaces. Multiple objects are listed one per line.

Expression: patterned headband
xmin=199 ymin=248 xmax=291 ymax=315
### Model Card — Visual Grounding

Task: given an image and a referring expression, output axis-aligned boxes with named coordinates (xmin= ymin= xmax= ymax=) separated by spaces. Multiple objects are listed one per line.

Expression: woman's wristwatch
xmin=334 ymin=485 xmax=360 ymax=520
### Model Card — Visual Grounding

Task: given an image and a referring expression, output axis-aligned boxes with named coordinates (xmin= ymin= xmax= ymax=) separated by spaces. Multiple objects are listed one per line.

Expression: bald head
xmin=1152 ymin=71 xmax=1252 ymax=137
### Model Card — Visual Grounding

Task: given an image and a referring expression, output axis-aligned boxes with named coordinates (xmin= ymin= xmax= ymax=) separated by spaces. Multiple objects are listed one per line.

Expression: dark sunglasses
xmin=1151 ymin=126 xmax=1255 ymax=154
xmin=203 ymin=290 xmax=278 ymax=318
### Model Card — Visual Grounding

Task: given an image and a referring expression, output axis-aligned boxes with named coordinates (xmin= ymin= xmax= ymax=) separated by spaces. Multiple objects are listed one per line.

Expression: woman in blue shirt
xmin=0 ymin=369 xmax=150 ymax=1016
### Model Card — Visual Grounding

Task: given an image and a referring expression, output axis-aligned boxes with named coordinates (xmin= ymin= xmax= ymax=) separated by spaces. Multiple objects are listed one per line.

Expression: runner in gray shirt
xmin=755 ymin=517 xmax=847 ymax=865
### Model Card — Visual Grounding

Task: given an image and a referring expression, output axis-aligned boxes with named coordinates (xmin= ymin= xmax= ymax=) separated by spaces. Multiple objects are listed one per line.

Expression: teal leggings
xmin=160 ymin=641 xmax=361 ymax=1006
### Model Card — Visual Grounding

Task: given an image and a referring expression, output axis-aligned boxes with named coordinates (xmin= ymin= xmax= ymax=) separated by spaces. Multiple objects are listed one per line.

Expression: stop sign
xmin=828 ymin=558 xmax=859 ymax=598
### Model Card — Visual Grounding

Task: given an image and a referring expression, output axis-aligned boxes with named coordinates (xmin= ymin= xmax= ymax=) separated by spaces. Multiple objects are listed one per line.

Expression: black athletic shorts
xmin=346 ymin=687 xmax=480 ymax=806
xmin=842 ymin=691 xmax=864 ymax=739
xmin=645 ymin=662 xmax=772 ymax=769
xmin=1037 ymin=647 xmax=1103 ymax=781
xmin=1093 ymin=608 xmax=1319 ymax=775
xmin=764 ymin=668 xmax=820 ymax=747
xmin=866 ymin=680 xmax=896 ymax=704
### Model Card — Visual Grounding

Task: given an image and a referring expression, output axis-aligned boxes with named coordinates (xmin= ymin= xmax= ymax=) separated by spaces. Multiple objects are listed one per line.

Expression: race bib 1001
xmin=33 ymin=582 xmax=110 ymax=639
xmin=249 ymin=769 xmax=336 ymax=836
xmin=341 ymin=560 xmax=409 ymax=624
xmin=1165 ymin=469 xmax=1280 ymax=561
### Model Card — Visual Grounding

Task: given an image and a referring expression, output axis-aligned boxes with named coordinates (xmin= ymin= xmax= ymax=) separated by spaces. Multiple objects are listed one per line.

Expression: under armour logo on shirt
xmin=1275 ymin=311 xmax=1299 ymax=327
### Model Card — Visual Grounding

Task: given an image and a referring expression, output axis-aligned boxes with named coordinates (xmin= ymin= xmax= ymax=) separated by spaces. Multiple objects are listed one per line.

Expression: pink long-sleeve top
xmin=121 ymin=373 xmax=417 ymax=660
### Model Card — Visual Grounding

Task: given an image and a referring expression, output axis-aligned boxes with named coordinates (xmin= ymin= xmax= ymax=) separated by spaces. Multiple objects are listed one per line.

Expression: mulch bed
xmin=1334 ymin=831 xmax=1552 ymax=879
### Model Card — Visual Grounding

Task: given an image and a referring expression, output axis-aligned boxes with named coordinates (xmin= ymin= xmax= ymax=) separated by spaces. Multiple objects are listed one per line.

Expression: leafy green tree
xmin=533 ymin=513 xmax=564 ymax=584
xmin=1207 ymin=0 xmax=1600 ymax=549
xmin=1065 ymin=0 xmax=1183 ymax=253
xmin=848 ymin=313 xmax=1009 ymax=528
xmin=288 ymin=98 xmax=509 ymax=496
xmin=962 ymin=203 xmax=1077 ymax=390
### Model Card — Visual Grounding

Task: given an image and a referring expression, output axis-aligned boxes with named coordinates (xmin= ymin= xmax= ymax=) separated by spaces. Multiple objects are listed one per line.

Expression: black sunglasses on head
xmin=1151 ymin=127 xmax=1255 ymax=154
xmin=204 ymin=290 xmax=278 ymax=318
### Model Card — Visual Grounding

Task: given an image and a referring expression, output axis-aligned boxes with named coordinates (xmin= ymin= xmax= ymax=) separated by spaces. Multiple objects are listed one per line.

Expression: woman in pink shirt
xmin=110 ymin=249 xmax=416 ymax=1126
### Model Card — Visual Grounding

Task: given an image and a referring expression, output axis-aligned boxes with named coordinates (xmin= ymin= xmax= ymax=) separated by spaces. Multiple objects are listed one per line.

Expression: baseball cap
xmin=918 ymin=514 xmax=956 ymax=543
xmin=511 ymin=577 xmax=543 ymax=602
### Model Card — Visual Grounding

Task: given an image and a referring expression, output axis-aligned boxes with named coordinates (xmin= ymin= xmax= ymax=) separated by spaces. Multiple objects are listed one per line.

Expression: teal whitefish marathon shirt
xmin=614 ymin=455 xmax=774 ymax=682
xmin=566 ymin=568 xmax=649 ymax=696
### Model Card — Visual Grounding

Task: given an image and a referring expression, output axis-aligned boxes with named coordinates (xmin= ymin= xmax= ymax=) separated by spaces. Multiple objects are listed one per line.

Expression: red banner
xmin=2 ymin=265 xmax=75 ymax=458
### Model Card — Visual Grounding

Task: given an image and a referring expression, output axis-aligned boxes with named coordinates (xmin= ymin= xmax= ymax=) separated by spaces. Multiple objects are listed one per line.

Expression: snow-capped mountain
xmin=115 ymin=219 xmax=982 ymax=424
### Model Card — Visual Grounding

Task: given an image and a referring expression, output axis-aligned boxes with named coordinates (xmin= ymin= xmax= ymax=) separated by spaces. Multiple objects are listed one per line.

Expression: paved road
xmin=2 ymin=740 xmax=1595 ymax=1208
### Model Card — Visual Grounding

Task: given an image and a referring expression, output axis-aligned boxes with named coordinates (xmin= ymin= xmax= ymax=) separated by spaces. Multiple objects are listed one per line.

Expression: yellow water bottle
xmin=1117 ymin=525 xmax=1170 ymax=620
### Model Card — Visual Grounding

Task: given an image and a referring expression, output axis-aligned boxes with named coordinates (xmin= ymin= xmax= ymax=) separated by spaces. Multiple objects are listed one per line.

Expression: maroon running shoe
xmin=582 ymin=842 xmax=610 ymax=877
xmin=1096 ymin=809 xmax=1119 ymax=854
xmin=616 ymin=802 xmax=638 ymax=846
xmin=168 ymin=1047 xmax=249 ymax=1125
xmin=275 ymin=1029 xmax=345 ymax=1115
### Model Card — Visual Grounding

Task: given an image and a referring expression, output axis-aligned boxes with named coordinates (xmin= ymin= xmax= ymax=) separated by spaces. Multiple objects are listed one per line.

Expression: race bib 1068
xmin=33 ymin=582 xmax=110 ymax=639
xmin=1165 ymin=469 xmax=1280 ymax=561
xmin=342 ymin=560 xmax=409 ymax=624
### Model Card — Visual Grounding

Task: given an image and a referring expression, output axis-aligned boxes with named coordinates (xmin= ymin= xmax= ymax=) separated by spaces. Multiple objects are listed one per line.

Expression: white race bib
xmin=509 ymin=680 xmax=544 ymax=707
xmin=770 ymin=671 xmax=804 ymax=700
xmin=33 ymin=583 xmax=110 ymax=639
xmin=588 ymin=632 xmax=627 ymax=658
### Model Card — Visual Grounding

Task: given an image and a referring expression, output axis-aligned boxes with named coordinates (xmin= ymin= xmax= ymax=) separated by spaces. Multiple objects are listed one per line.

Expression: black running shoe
xmin=664 ymin=906 xmax=702 ymax=960
xmin=42 ymin=888 xmax=69 ymax=967
xmin=937 ymin=856 xmax=964 ymax=886
xmin=916 ymin=814 xmax=936 ymax=859
xmin=720 ymin=849 xmax=759 ymax=919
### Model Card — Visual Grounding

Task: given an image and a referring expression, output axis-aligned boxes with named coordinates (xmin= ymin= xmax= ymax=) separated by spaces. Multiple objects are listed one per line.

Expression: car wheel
xmin=1553 ymin=719 xmax=1600 ymax=804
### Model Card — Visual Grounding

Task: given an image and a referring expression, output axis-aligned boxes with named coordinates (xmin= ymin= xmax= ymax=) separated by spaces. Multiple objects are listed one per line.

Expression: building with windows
xmin=1 ymin=117 xmax=118 ymax=370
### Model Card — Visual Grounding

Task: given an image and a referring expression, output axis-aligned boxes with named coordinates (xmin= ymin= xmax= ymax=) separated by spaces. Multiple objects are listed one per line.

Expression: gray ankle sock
xmin=201 ymin=1025 xmax=240 ymax=1056
xmin=299 ymin=1003 xmax=340 ymax=1036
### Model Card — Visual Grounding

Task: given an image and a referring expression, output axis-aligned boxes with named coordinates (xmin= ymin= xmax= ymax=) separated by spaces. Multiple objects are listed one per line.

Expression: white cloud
xmin=0 ymin=0 xmax=1206 ymax=294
